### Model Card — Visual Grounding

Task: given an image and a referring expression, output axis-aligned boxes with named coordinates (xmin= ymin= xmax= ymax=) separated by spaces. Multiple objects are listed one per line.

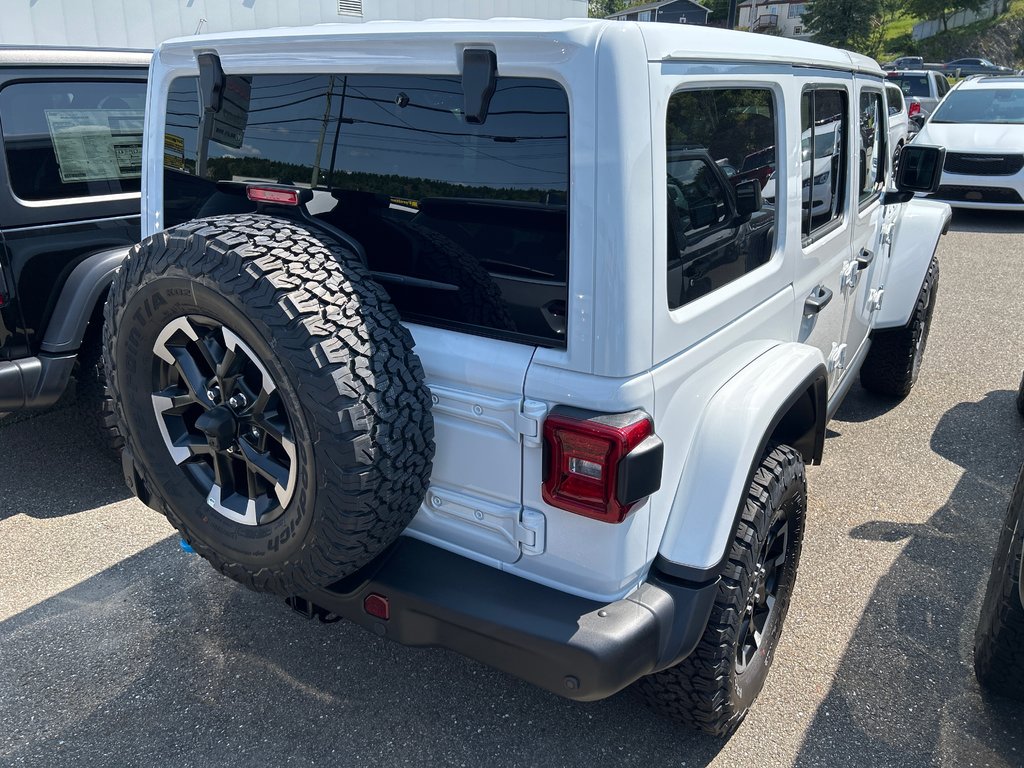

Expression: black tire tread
xmin=76 ymin=324 xmax=124 ymax=456
xmin=860 ymin=255 xmax=939 ymax=398
xmin=633 ymin=444 xmax=806 ymax=737
xmin=974 ymin=464 xmax=1024 ymax=700
xmin=104 ymin=214 xmax=434 ymax=595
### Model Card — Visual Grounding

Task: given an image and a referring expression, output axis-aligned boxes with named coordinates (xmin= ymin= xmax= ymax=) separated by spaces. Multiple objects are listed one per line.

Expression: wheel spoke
xmin=239 ymin=439 xmax=290 ymax=489
xmin=153 ymin=386 xmax=195 ymax=414
xmin=170 ymin=347 xmax=215 ymax=407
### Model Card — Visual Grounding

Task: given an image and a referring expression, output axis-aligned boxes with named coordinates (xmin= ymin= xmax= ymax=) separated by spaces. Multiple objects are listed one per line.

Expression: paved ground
xmin=1 ymin=209 xmax=1023 ymax=768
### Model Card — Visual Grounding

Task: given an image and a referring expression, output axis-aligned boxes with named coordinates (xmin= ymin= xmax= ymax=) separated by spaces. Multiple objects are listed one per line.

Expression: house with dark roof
xmin=606 ymin=0 xmax=711 ymax=25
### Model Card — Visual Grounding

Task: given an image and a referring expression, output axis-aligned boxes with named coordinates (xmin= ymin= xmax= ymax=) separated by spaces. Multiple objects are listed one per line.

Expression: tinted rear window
xmin=889 ymin=75 xmax=931 ymax=98
xmin=163 ymin=74 xmax=570 ymax=348
xmin=1 ymin=80 xmax=145 ymax=201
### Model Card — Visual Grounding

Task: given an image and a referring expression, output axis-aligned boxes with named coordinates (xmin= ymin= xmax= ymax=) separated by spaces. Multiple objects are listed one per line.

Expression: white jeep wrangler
xmin=108 ymin=19 xmax=951 ymax=736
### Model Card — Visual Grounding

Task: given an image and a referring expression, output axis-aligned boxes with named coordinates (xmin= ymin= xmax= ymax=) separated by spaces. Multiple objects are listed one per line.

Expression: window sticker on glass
xmin=44 ymin=109 xmax=143 ymax=182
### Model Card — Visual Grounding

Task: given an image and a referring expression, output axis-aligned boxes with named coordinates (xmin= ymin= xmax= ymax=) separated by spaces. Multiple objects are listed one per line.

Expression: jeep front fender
xmin=654 ymin=343 xmax=827 ymax=580
xmin=874 ymin=199 xmax=950 ymax=330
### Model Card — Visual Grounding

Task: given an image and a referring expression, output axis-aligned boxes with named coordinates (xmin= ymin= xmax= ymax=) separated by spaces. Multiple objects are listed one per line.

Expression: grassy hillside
xmin=882 ymin=0 xmax=1024 ymax=66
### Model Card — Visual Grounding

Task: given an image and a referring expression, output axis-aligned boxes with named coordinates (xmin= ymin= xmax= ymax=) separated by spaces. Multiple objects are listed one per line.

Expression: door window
xmin=858 ymin=90 xmax=885 ymax=205
xmin=800 ymin=88 xmax=848 ymax=239
xmin=665 ymin=88 xmax=778 ymax=309
xmin=0 ymin=80 xmax=145 ymax=201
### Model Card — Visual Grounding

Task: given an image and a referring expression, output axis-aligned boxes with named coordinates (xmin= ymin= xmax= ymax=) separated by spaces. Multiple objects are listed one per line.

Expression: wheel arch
xmin=875 ymin=198 xmax=950 ymax=330
xmin=40 ymin=246 xmax=128 ymax=354
xmin=653 ymin=343 xmax=827 ymax=583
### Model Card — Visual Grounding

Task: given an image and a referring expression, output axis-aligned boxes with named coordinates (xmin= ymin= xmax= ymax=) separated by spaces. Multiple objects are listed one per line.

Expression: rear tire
xmin=76 ymin=324 xmax=123 ymax=456
xmin=633 ymin=445 xmax=806 ymax=736
xmin=974 ymin=463 xmax=1024 ymax=700
xmin=105 ymin=215 xmax=434 ymax=596
xmin=860 ymin=255 xmax=939 ymax=398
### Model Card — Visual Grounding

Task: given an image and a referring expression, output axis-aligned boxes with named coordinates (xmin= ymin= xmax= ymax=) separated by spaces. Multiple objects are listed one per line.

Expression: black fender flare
xmin=40 ymin=246 xmax=129 ymax=354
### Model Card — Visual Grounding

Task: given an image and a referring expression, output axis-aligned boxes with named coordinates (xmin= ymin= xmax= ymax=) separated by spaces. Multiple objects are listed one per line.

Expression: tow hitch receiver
xmin=285 ymin=595 xmax=341 ymax=624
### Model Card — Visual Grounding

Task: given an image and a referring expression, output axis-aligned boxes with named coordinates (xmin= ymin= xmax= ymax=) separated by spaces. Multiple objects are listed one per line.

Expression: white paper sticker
xmin=44 ymin=109 xmax=144 ymax=183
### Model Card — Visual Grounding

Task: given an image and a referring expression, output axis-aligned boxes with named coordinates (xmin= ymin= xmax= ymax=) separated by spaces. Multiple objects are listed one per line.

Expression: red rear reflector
xmin=246 ymin=186 xmax=301 ymax=205
xmin=363 ymin=593 xmax=390 ymax=620
xmin=908 ymin=101 xmax=921 ymax=117
xmin=542 ymin=411 xmax=653 ymax=523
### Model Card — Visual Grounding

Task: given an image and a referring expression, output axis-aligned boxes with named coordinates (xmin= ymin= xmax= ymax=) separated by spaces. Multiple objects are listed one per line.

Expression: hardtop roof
xmin=156 ymin=18 xmax=881 ymax=76
xmin=0 ymin=46 xmax=150 ymax=67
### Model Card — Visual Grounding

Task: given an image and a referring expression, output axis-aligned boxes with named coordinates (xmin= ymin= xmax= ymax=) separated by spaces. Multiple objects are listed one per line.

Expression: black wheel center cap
xmin=196 ymin=405 xmax=238 ymax=451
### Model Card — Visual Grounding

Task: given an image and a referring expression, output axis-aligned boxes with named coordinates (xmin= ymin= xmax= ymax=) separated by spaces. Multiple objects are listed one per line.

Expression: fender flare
xmin=654 ymin=343 xmax=827 ymax=583
xmin=40 ymin=246 xmax=130 ymax=353
xmin=874 ymin=198 xmax=950 ymax=330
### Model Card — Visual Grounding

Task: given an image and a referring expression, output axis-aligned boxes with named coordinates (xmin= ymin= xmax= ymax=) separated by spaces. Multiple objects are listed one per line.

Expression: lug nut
xmin=229 ymin=393 xmax=247 ymax=409
xmin=250 ymin=426 xmax=260 ymax=439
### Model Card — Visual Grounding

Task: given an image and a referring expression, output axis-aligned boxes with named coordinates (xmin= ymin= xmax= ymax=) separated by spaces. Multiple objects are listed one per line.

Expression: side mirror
xmin=882 ymin=144 xmax=945 ymax=204
xmin=734 ymin=179 xmax=763 ymax=218
xmin=689 ymin=199 xmax=718 ymax=229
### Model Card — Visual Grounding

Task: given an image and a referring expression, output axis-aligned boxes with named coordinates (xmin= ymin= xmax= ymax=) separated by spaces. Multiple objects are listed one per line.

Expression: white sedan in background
xmin=913 ymin=76 xmax=1024 ymax=210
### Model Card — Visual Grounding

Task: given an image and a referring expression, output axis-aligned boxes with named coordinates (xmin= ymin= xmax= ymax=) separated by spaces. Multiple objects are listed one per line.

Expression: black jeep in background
xmin=0 ymin=47 xmax=148 ymax=445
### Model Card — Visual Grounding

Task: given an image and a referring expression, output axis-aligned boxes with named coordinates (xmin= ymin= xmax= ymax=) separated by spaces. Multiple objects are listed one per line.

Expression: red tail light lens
xmin=363 ymin=593 xmax=390 ymax=620
xmin=246 ymin=185 xmax=301 ymax=205
xmin=542 ymin=408 xmax=662 ymax=523
xmin=908 ymin=101 xmax=921 ymax=117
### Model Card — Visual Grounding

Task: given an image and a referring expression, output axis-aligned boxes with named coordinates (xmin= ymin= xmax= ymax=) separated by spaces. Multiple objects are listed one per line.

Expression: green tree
xmin=906 ymin=0 xmax=986 ymax=31
xmin=803 ymin=0 xmax=882 ymax=52
xmin=588 ymin=0 xmax=628 ymax=16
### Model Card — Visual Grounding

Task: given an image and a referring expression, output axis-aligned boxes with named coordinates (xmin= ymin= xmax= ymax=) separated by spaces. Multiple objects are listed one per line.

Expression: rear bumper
xmin=297 ymin=537 xmax=719 ymax=702
xmin=0 ymin=353 xmax=76 ymax=410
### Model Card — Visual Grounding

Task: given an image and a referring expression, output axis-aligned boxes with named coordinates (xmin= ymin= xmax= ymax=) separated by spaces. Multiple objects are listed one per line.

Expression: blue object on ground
xmin=180 ymin=539 xmax=195 ymax=554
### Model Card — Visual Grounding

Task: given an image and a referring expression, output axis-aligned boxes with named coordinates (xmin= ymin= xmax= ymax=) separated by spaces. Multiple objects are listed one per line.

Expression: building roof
xmin=607 ymin=0 xmax=711 ymax=19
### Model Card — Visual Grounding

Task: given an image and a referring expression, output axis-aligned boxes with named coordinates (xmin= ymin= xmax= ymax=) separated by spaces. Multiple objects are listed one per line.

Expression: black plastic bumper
xmin=297 ymin=537 xmax=719 ymax=702
xmin=0 ymin=353 xmax=76 ymax=410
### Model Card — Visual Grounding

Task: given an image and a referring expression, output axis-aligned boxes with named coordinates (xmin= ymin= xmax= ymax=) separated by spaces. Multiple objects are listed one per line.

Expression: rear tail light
xmin=246 ymin=185 xmax=301 ymax=205
xmin=908 ymin=100 xmax=921 ymax=117
xmin=542 ymin=407 xmax=663 ymax=523
xmin=363 ymin=593 xmax=390 ymax=620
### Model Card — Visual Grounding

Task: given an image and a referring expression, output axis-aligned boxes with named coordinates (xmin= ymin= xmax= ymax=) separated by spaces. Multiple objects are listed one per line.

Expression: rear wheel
xmin=105 ymin=215 xmax=434 ymax=596
xmin=76 ymin=324 xmax=123 ymax=456
xmin=860 ymin=255 xmax=939 ymax=398
xmin=974 ymin=463 xmax=1024 ymax=700
xmin=633 ymin=445 xmax=806 ymax=736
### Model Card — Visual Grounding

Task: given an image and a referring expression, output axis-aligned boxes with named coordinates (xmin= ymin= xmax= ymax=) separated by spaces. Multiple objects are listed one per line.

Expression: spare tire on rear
xmin=103 ymin=215 xmax=434 ymax=596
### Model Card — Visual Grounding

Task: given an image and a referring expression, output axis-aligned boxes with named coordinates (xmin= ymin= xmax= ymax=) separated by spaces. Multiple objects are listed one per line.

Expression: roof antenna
xmin=194 ymin=18 xmax=207 ymax=35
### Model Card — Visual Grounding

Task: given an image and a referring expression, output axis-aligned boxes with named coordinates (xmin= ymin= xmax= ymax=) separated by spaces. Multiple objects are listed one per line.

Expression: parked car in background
xmin=973 ymin=372 xmax=1024 ymax=700
xmin=0 ymin=47 xmax=148 ymax=447
xmin=914 ymin=76 xmax=1024 ymax=209
xmin=882 ymin=56 xmax=944 ymax=72
xmin=886 ymin=83 xmax=911 ymax=170
xmin=944 ymin=57 xmax=1015 ymax=77
xmin=887 ymin=70 xmax=951 ymax=122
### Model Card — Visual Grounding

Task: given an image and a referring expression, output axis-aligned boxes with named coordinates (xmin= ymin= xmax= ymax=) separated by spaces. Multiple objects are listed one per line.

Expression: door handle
xmin=857 ymin=248 xmax=875 ymax=270
xmin=804 ymin=285 xmax=833 ymax=314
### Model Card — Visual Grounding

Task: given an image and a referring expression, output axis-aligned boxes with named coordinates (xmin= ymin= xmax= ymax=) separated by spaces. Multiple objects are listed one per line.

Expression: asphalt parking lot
xmin=2 ymin=210 xmax=1023 ymax=768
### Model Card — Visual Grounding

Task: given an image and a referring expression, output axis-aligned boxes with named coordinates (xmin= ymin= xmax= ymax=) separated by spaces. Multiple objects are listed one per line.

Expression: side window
xmin=885 ymin=85 xmax=904 ymax=115
xmin=859 ymin=91 xmax=885 ymax=205
xmin=665 ymin=88 xmax=778 ymax=309
xmin=937 ymin=75 xmax=950 ymax=97
xmin=0 ymin=80 xmax=145 ymax=201
xmin=800 ymin=88 xmax=848 ymax=238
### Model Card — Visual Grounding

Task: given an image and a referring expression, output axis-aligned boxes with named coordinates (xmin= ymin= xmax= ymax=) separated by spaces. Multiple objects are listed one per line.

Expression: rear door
xmin=156 ymin=69 xmax=572 ymax=565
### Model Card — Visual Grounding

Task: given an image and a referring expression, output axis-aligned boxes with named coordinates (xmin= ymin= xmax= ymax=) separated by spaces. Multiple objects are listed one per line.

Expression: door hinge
xmin=517 ymin=399 xmax=547 ymax=447
xmin=869 ymin=287 xmax=884 ymax=312
xmin=840 ymin=260 xmax=859 ymax=291
xmin=517 ymin=508 xmax=546 ymax=556
xmin=827 ymin=342 xmax=848 ymax=374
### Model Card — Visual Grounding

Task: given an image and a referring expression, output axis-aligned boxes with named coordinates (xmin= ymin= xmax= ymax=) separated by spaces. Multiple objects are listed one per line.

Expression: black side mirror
xmin=882 ymin=144 xmax=945 ymax=204
xmin=734 ymin=179 xmax=763 ymax=219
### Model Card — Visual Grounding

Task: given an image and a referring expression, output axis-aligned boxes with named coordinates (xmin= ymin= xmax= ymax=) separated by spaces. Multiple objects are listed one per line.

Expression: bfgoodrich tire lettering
xmin=633 ymin=444 xmax=806 ymax=737
xmin=104 ymin=215 xmax=434 ymax=596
